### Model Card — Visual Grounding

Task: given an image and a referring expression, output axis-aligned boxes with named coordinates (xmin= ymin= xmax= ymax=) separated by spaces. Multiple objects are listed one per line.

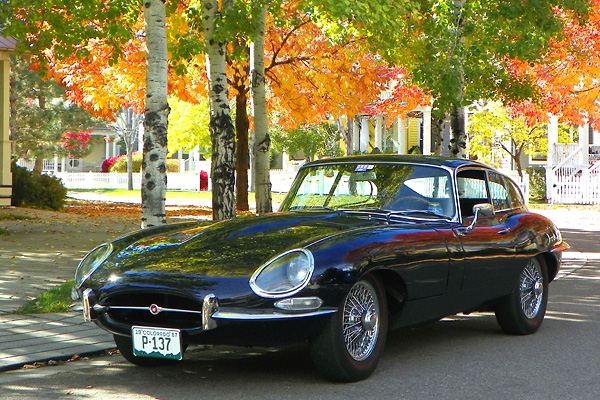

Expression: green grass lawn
xmin=0 ymin=213 xmax=35 ymax=221
xmin=0 ymin=214 xmax=35 ymax=237
xmin=15 ymin=280 xmax=75 ymax=314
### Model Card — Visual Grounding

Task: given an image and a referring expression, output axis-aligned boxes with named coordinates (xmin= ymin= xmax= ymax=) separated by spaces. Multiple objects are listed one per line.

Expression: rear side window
xmin=503 ymin=176 xmax=525 ymax=208
xmin=487 ymin=171 xmax=511 ymax=211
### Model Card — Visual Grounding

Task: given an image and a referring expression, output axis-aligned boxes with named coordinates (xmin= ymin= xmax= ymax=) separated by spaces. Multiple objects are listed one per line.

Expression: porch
xmin=546 ymin=117 xmax=600 ymax=205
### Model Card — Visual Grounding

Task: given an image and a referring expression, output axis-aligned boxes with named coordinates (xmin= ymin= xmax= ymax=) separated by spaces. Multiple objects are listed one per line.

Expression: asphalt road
xmin=1 ymin=231 xmax=598 ymax=400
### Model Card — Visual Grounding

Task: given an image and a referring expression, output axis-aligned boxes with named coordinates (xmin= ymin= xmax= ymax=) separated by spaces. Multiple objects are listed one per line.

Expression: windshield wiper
xmin=289 ymin=205 xmax=335 ymax=211
xmin=338 ymin=207 xmax=390 ymax=213
xmin=394 ymin=209 xmax=447 ymax=218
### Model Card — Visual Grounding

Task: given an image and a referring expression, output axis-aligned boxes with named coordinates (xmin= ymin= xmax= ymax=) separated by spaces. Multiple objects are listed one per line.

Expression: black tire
xmin=310 ymin=275 xmax=388 ymax=382
xmin=495 ymin=256 xmax=549 ymax=335
xmin=113 ymin=334 xmax=182 ymax=367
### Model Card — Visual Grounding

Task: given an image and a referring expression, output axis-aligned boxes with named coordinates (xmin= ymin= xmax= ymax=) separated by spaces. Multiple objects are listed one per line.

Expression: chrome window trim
xmin=282 ymin=161 xmax=461 ymax=224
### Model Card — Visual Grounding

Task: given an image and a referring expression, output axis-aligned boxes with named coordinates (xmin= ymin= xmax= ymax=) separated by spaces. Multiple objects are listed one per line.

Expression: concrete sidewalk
xmin=0 ymin=313 xmax=114 ymax=371
xmin=0 ymin=202 xmax=597 ymax=372
xmin=0 ymin=206 xmax=140 ymax=372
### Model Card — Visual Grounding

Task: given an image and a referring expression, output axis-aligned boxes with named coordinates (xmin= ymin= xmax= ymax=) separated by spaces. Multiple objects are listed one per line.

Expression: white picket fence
xmin=548 ymin=162 xmax=600 ymax=204
xmin=54 ymin=170 xmax=296 ymax=193
xmin=54 ymin=172 xmax=204 ymax=191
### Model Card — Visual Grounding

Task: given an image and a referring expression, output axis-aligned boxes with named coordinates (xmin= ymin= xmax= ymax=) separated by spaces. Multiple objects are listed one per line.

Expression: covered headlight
xmin=250 ymin=249 xmax=314 ymax=298
xmin=74 ymin=243 xmax=113 ymax=289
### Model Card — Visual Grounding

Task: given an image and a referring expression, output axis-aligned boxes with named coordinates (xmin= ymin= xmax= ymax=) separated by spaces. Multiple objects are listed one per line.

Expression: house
xmin=546 ymin=116 xmax=600 ymax=204
xmin=349 ymin=107 xmax=438 ymax=156
xmin=0 ymin=35 xmax=16 ymax=206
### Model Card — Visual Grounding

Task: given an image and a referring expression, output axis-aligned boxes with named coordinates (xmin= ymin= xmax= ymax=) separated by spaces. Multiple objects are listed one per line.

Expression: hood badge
xmin=148 ymin=304 xmax=163 ymax=315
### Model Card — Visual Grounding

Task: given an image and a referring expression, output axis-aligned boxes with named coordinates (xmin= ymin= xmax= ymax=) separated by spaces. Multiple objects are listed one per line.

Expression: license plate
xmin=132 ymin=326 xmax=182 ymax=360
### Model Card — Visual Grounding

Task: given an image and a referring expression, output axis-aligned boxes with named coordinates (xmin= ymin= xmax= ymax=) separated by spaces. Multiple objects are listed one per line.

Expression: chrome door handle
xmin=498 ymin=228 xmax=511 ymax=234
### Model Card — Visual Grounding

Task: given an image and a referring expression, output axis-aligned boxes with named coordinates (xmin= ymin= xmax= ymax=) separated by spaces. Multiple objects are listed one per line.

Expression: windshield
xmin=280 ymin=163 xmax=456 ymax=219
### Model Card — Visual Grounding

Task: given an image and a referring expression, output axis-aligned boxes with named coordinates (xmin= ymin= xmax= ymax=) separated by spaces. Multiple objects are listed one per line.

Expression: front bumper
xmin=80 ymin=289 xmax=337 ymax=346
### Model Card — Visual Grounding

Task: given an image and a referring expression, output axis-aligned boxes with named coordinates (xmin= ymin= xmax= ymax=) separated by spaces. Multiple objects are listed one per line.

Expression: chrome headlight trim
xmin=250 ymin=249 xmax=314 ymax=299
xmin=75 ymin=243 xmax=113 ymax=289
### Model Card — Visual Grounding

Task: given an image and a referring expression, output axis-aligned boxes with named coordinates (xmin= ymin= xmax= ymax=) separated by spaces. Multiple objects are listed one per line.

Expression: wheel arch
xmin=363 ymin=268 xmax=406 ymax=323
xmin=539 ymin=251 xmax=559 ymax=282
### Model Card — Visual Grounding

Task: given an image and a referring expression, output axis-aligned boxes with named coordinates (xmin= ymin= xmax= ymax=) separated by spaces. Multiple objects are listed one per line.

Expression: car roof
xmin=302 ymin=154 xmax=491 ymax=171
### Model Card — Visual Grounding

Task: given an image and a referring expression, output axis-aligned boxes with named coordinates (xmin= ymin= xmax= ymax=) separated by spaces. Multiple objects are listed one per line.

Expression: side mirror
xmin=473 ymin=203 xmax=494 ymax=218
xmin=460 ymin=203 xmax=494 ymax=235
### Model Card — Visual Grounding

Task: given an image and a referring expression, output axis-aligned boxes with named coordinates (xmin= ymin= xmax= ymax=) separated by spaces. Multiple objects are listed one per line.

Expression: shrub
xmin=11 ymin=163 xmax=67 ymax=210
xmin=109 ymin=153 xmax=143 ymax=173
xmin=527 ymin=166 xmax=547 ymax=201
xmin=102 ymin=154 xmax=126 ymax=172
xmin=166 ymin=159 xmax=180 ymax=173
xmin=109 ymin=153 xmax=180 ymax=173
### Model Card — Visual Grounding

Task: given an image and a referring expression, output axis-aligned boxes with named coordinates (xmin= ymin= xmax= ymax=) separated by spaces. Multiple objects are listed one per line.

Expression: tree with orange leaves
xmin=507 ymin=1 xmax=600 ymax=130
xmin=264 ymin=12 xmax=389 ymax=130
xmin=45 ymin=37 xmax=146 ymax=121
xmin=223 ymin=3 xmax=428 ymax=210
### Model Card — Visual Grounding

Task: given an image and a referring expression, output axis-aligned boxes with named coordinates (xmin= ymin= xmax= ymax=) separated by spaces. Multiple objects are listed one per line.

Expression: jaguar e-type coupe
xmin=73 ymin=155 xmax=567 ymax=382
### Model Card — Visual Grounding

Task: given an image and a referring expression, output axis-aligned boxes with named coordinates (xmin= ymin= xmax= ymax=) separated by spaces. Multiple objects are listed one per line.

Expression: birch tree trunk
xmin=202 ymin=0 xmax=236 ymax=221
xmin=448 ymin=0 xmax=467 ymax=159
xmin=342 ymin=117 xmax=354 ymax=156
xmin=250 ymin=4 xmax=272 ymax=215
xmin=141 ymin=0 xmax=169 ymax=228
xmin=449 ymin=104 xmax=466 ymax=158
xmin=431 ymin=116 xmax=445 ymax=156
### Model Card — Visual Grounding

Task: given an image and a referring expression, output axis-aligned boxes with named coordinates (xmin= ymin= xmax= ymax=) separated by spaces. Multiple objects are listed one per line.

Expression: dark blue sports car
xmin=73 ymin=155 xmax=567 ymax=382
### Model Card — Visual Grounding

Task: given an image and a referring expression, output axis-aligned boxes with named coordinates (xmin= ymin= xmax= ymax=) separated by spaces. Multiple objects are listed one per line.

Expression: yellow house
xmin=0 ymin=36 xmax=15 ymax=206
xmin=347 ymin=107 xmax=433 ymax=155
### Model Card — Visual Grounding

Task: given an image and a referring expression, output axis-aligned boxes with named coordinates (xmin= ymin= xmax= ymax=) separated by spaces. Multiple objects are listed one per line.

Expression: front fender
xmin=307 ymin=225 xmax=451 ymax=301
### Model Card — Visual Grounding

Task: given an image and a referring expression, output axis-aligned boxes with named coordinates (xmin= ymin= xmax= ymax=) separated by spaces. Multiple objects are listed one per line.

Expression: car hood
xmin=97 ymin=211 xmax=378 ymax=282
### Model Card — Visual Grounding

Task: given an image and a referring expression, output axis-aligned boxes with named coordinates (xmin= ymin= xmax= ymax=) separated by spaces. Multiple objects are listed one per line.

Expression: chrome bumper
xmin=81 ymin=289 xmax=336 ymax=330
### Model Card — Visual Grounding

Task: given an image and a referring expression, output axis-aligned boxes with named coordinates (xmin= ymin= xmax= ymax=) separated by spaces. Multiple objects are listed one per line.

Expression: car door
xmin=454 ymin=168 xmax=526 ymax=302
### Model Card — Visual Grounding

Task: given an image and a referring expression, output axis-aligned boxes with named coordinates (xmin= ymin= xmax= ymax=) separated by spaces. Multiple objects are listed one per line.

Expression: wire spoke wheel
xmin=519 ymin=258 xmax=544 ymax=319
xmin=310 ymin=275 xmax=387 ymax=382
xmin=343 ymin=281 xmax=380 ymax=361
xmin=495 ymin=256 xmax=548 ymax=335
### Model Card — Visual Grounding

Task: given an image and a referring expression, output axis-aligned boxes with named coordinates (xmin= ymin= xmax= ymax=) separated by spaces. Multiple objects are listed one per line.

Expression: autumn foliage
xmin=508 ymin=0 xmax=600 ymax=129
xmin=368 ymin=67 xmax=431 ymax=121
xmin=39 ymin=2 xmax=430 ymax=132
xmin=60 ymin=130 xmax=91 ymax=155
xmin=42 ymin=11 xmax=206 ymax=121
xmin=264 ymin=3 xmax=429 ymax=129
xmin=44 ymin=35 xmax=146 ymax=121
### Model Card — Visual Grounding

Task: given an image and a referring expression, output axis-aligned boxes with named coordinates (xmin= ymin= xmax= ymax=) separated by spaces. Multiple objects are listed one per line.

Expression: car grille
xmin=105 ymin=293 xmax=203 ymax=329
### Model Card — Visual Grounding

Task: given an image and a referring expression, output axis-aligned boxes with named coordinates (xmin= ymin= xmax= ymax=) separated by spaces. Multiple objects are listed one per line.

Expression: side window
xmin=503 ymin=176 xmax=524 ymax=208
xmin=487 ymin=171 xmax=511 ymax=211
xmin=456 ymin=169 xmax=489 ymax=218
